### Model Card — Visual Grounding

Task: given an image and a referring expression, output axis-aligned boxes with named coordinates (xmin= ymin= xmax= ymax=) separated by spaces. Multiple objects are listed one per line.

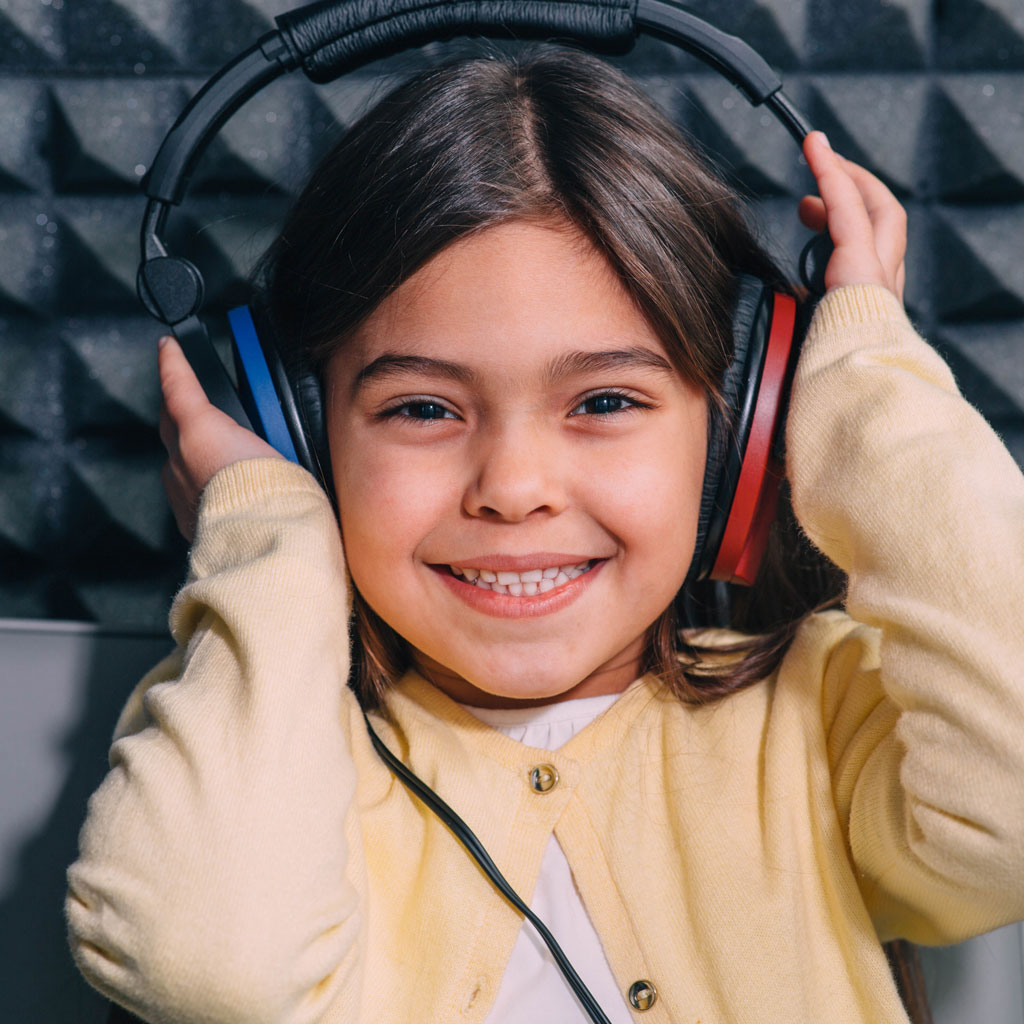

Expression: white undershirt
xmin=457 ymin=695 xmax=636 ymax=1024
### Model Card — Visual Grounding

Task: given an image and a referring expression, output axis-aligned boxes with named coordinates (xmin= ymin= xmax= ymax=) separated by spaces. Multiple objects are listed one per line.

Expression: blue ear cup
xmin=225 ymin=301 xmax=336 ymax=500
xmin=228 ymin=305 xmax=300 ymax=464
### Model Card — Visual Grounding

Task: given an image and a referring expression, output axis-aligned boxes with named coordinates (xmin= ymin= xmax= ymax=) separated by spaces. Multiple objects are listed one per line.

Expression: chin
xmin=451 ymin=656 xmax=633 ymax=706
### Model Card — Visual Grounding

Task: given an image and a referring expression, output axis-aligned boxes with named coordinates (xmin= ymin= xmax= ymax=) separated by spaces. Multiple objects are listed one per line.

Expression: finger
xmin=895 ymin=261 xmax=906 ymax=305
xmin=158 ymin=334 xmax=214 ymax=428
xmin=833 ymin=157 xmax=907 ymax=278
xmin=802 ymin=133 xmax=878 ymax=254
xmin=798 ymin=195 xmax=827 ymax=234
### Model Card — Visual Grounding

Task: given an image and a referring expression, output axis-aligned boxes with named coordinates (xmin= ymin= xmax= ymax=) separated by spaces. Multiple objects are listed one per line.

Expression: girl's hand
xmin=159 ymin=334 xmax=283 ymax=542
xmin=798 ymin=131 xmax=906 ymax=305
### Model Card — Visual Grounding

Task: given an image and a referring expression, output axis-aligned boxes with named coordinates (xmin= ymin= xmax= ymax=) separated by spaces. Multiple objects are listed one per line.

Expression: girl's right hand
xmin=158 ymin=334 xmax=283 ymax=542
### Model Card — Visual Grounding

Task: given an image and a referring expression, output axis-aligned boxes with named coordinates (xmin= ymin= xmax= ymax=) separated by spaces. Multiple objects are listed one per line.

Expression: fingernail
xmin=158 ymin=335 xmax=172 ymax=349
xmin=817 ymin=132 xmax=832 ymax=150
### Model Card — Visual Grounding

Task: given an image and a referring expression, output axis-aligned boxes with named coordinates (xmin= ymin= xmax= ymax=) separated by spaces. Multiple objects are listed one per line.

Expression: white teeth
xmin=449 ymin=560 xmax=596 ymax=595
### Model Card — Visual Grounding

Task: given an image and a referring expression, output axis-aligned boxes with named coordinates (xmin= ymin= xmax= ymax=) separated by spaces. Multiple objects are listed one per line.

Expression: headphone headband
xmin=141 ymin=0 xmax=810 ymax=214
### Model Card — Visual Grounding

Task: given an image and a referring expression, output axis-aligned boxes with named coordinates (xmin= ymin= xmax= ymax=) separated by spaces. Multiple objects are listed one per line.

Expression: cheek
xmin=331 ymin=432 xmax=456 ymax=590
xmin=606 ymin=422 xmax=707 ymax=607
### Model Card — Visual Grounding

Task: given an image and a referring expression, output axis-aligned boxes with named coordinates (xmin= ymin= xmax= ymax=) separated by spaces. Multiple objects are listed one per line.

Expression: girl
xmin=67 ymin=46 xmax=1024 ymax=1024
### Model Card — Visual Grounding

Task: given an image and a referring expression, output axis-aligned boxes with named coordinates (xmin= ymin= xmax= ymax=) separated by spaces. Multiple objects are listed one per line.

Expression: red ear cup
xmin=710 ymin=292 xmax=797 ymax=585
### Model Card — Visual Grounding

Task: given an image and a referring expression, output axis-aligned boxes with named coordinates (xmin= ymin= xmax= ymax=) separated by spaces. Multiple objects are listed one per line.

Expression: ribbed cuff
xmin=810 ymin=283 xmax=906 ymax=336
xmin=199 ymin=457 xmax=326 ymax=517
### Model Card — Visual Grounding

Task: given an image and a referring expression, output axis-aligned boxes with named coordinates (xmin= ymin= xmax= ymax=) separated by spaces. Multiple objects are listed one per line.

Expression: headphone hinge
xmin=259 ymin=29 xmax=302 ymax=71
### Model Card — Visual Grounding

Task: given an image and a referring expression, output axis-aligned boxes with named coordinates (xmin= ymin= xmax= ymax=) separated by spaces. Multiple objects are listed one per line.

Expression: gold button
xmin=528 ymin=763 xmax=559 ymax=793
xmin=628 ymin=980 xmax=657 ymax=1010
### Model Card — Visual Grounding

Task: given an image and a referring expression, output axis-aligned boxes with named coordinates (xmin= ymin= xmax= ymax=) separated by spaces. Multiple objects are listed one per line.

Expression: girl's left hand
xmin=798 ymin=131 xmax=906 ymax=305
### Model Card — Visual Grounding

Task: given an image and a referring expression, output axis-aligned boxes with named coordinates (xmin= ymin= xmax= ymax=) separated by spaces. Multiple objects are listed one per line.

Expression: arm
xmin=66 ymin=340 xmax=364 ymax=1022
xmin=790 ymin=136 xmax=1024 ymax=943
xmin=792 ymin=284 xmax=1024 ymax=943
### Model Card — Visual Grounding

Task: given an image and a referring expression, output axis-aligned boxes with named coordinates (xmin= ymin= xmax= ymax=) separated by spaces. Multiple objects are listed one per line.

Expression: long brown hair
xmin=258 ymin=43 xmax=845 ymax=711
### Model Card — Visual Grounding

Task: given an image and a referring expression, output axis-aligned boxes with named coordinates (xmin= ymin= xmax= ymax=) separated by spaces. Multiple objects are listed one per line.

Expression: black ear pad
xmin=248 ymin=296 xmax=336 ymax=502
xmin=685 ymin=273 xmax=773 ymax=584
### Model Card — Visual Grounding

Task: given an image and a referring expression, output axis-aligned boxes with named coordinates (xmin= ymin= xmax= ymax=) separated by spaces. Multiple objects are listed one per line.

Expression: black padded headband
xmin=140 ymin=0 xmax=810 ymax=233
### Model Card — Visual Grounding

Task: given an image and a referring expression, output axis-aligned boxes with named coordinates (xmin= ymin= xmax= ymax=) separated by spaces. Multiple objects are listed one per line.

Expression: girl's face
xmin=326 ymin=219 xmax=707 ymax=708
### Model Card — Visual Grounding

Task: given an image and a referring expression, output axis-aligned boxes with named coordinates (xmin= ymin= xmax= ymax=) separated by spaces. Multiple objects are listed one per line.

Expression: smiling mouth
xmin=446 ymin=560 xmax=598 ymax=596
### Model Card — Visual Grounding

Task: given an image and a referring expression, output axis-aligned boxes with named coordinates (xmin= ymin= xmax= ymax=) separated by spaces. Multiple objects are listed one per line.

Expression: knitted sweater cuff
xmin=809 ymin=283 xmax=906 ymax=335
xmin=199 ymin=457 xmax=328 ymax=517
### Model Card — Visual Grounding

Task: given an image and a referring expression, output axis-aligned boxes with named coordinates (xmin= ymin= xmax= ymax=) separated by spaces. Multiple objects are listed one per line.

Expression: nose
xmin=462 ymin=420 xmax=569 ymax=522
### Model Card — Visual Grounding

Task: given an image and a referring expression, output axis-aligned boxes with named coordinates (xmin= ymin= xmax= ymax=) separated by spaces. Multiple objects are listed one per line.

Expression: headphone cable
xmin=363 ymin=712 xmax=614 ymax=1024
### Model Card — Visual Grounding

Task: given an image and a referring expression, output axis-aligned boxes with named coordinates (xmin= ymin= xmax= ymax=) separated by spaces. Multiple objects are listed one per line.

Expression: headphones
xmin=126 ymin=7 xmax=835 ymax=1023
xmin=137 ymin=0 xmax=832 ymax=593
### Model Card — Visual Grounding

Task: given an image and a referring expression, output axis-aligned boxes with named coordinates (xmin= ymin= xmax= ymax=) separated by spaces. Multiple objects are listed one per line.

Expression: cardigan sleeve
xmin=65 ymin=457 xmax=365 ymax=1023
xmin=785 ymin=283 xmax=1024 ymax=945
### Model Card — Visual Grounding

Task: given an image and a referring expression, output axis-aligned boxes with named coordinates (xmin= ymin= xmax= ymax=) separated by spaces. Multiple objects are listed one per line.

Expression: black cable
xmin=363 ymin=713 xmax=615 ymax=1024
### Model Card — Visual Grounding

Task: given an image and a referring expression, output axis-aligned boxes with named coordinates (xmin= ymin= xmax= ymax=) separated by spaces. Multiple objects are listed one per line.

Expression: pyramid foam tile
xmin=0 ymin=199 xmax=60 ymax=317
xmin=185 ymin=75 xmax=314 ymax=195
xmin=0 ymin=572 xmax=53 ymax=619
xmin=65 ymin=449 xmax=175 ymax=562
xmin=0 ymin=317 xmax=64 ymax=442
xmin=0 ymin=0 xmax=64 ymax=69
xmin=51 ymin=79 xmax=189 ymax=193
xmin=0 ymin=439 xmax=55 ymax=558
xmin=932 ymin=205 xmax=1024 ymax=320
xmin=61 ymin=316 xmax=163 ymax=434
xmin=806 ymin=0 xmax=929 ymax=71
xmin=66 ymin=0 xmax=189 ymax=71
xmin=936 ymin=0 xmax=1024 ymax=70
xmin=54 ymin=197 xmax=147 ymax=313
xmin=684 ymin=76 xmax=808 ymax=198
xmin=0 ymin=81 xmax=52 ymax=193
xmin=806 ymin=75 xmax=929 ymax=198
xmin=931 ymin=75 xmax=1024 ymax=201
xmin=934 ymin=321 xmax=1024 ymax=418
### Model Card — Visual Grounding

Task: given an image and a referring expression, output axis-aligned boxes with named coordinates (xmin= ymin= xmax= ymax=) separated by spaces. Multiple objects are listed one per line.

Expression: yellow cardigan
xmin=66 ymin=285 xmax=1024 ymax=1024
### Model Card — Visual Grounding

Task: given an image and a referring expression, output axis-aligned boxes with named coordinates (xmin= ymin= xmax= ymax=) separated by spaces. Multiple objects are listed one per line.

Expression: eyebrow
xmin=545 ymin=347 xmax=676 ymax=382
xmin=352 ymin=355 xmax=475 ymax=396
xmin=351 ymin=347 xmax=676 ymax=396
